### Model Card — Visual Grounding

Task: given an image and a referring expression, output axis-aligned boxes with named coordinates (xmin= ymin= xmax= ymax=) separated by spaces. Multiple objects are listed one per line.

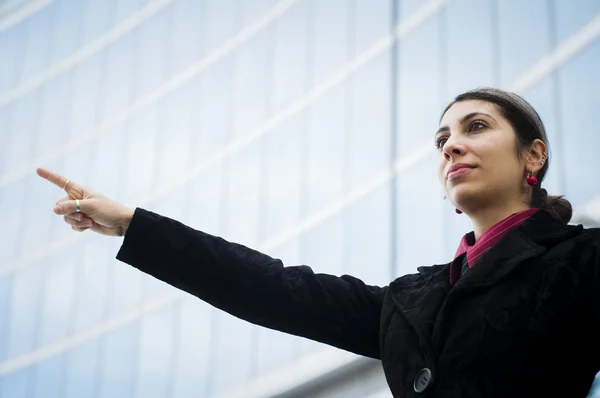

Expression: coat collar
xmin=390 ymin=209 xmax=584 ymax=309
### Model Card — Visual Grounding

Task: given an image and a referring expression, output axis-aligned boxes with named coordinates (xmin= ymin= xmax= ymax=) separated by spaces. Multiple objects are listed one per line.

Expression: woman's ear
xmin=525 ymin=139 xmax=547 ymax=172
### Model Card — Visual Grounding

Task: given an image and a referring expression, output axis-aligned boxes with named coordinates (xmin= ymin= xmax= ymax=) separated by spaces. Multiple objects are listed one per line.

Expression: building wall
xmin=1 ymin=0 xmax=600 ymax=397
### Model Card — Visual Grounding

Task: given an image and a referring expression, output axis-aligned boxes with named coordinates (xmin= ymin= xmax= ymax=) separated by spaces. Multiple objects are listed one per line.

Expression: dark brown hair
xmin=442 ymin=87 xmax=572 ymax=224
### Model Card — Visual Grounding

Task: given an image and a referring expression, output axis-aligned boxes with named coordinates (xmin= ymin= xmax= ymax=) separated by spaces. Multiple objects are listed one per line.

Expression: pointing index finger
xmin=36 ymin=167 xmax=72 ymax=190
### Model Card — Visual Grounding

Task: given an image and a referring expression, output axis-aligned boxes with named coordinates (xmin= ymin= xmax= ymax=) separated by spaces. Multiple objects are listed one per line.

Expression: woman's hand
xmin=37 ymin=167 xmax=135 ymax=237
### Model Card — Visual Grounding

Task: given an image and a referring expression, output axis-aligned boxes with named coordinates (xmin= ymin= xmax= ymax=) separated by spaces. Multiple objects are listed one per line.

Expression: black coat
xmin=116 ymin=208 xmax=600 ymax=397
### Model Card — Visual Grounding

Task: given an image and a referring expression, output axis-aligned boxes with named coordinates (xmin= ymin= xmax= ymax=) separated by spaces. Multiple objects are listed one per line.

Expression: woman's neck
xmin=469 ymin=203 xmax=530 ymax=240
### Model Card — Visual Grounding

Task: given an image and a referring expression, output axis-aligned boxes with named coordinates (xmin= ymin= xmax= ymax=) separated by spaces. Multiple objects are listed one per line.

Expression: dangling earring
xmin=455 ymin=208 xmax=462 ymax=214
xmin=527 ymin=170 xmax=537 ymax=186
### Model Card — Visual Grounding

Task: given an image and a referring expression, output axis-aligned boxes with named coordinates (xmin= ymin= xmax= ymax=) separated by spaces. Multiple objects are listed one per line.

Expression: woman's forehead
xmin=441 ymin=99 xmax=500 ymax=125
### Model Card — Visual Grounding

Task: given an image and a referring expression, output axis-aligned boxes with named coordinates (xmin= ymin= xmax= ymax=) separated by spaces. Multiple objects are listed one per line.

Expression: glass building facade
xmin=1 ymin=0 xmax=600 ymax=396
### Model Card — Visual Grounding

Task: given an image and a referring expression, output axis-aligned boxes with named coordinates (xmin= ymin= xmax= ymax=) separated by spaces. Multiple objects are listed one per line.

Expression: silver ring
xmin=63 ymin=179 xmax=70 ymax=191
xmin=76 ymin=199 xmax=81 ymax=213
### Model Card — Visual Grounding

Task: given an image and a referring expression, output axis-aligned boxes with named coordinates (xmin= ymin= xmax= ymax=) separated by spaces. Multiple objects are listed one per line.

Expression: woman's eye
xmin=435 ymin=137 xmax=447 ymax=149
xmin=469 ymin=121 xmax=486 ymax=131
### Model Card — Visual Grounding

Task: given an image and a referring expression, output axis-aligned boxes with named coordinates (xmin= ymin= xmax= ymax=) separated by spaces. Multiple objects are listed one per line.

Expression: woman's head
xmin=436 ymin=87 xmax=572 ymax=224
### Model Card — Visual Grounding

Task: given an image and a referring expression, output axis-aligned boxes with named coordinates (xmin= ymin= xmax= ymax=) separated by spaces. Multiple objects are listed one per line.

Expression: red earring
xmin=455 ymin=208 xmax=462 ymax=214
xmin=527 ymin=172 xmax=537 ymax=186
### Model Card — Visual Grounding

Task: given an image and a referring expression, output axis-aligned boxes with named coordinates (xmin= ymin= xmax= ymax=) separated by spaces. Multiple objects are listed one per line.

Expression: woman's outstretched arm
xmin=38 ymin=168 xmax=386 ymax=359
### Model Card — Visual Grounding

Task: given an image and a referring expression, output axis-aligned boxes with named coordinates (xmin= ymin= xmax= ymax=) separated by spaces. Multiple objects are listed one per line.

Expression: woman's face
xmin=436 ymin=99 xmax=525 ymax=211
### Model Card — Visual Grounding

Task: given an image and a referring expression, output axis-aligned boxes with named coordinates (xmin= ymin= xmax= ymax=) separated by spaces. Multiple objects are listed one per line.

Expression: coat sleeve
xmin=116 ymin=208 xmax=387 ymax=359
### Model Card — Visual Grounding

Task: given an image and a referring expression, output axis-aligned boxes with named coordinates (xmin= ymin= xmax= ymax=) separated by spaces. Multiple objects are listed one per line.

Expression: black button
xmin=413 ymin=368 xmax=433 ymax=393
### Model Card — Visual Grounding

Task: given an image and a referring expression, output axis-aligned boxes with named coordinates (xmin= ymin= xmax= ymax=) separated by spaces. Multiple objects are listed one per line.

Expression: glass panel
xmin=310 ymin=0 xmax=350 ymax=83
xmin=239 ymin=0 xmax=279 ymax=26
xmin=194 ymin=56 xmax=234 ymax=160
xmin=306 ymin=84 xmax=347 ymax=213
xmin=588 ymin=374 xmax=600 ymax=397
xmin=132 ymin=6 xmax=172 ymax=101
xmin=3 ymin=95 xmax=40 ymax=174
xmin=203 ymin=0 xmax=238 ymax=53
xmin=396 ymin=14 xmax=442 ymax=157
xmin=355 ymin=0 xmax=391 ymax=55
xmin=63 ymin=338 xmax=100 ymax=398
xmin=96 ymin=322 xmax=140 ymax=398
xmin=88 ymin=124 xmax=128 ymax=201
xmin=71 ymin=239 xmax=110 ymax=332
xmin=170 ymin=0 xmax=207 ymax=74
xmin=186 ymin=166 xmax=225 ymax=237
xmin=16 ymin=7 xmax=55 ymax=89
xmin=263 ymin=114 xmax=304 ymax=238
xmin=81 ymin=1 xmax=117 ymax=46
xmin=497 ymin=0 xmax=551 ymax=86
xmin=209 ymin=310 xmax=254 ymax=396
xmin=299 ymin=212 xmax=344 ymax=276
xmin=106 ymin=257 xmax=143 ymax=317
xmin=171 ymin=298 xmax=212 ymax=398
xmin=224 ymin=140 xmax=262 ymax=246
xmin=0 ymin=21 xmax=24 ymax=91
xmin=349 ymin=48 xmax=391 ymax=186
xmin=69 ymin=50 xmax=104 ymax=134
xmin=399 ymin=0 xmax=430 ymax=19
xmin=99 ymin=26 xmax=135 ymax=126
xmin=231 ymin=27 xmax=271 ymax=138
xmin=271 ymin=0 xmax=310 ymax=110
xmin=554 ymin=0 xmax=600 ymax=43
xmin=123 ymin=104 xmax=159 ymax=198
xmin=50 ymin=0 xmax=86 ymax=64
xmin=396 ymin=153 xmax=445 ymax=276
xmin=38 ymin=252 xmax=77 ymax=345
xmin=0 ymin=367 xmax=29 ymax=398
xmin=0 ymin=275 xmax=10 ymax=361
xmin=344 ymin=183 xmax=391 ymax=285
xmin=32 ymin=73 xmax=72 ymax=159
xmin=0 ymin=174 xmax=26 ymax=261
xmin=557 ymin=38 xmax=600 ymax=206
xmin=31 ymin=355 xmax=66 ymax=398
xmin=6 ymin=260 xmax=45 ymax=358
xmin=134 ymin=306 xmax=176 ymax=398
xmin=445 ymin=0 xmax=495 ymax=95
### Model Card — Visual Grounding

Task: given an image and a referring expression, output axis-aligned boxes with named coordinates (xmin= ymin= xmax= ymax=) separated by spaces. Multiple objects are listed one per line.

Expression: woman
xmin=38 ymin=88 xmax=600 ymax=397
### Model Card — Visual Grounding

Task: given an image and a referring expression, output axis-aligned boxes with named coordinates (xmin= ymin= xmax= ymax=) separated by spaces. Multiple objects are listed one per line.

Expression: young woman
xmin=38 ymin=88 xmax=600 ymax=397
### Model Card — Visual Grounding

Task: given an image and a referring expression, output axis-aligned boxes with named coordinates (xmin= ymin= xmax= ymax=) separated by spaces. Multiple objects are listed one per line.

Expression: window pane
xmin=306 ymin=84 xmax=347 ymax=212
xmin=210 ymin=311 xmax=254 ymax=395
xmin=81 ymin=1 xmax=117 ymax=45
xmin=186 ymin=166 xmax=225 ymax=237
xmin=396 ymin=153 xmax=445 ymax=276
xmin=0 ymin=175 xmax=26 ymax=261
xmin=0 ymin=275 xmax=10 ymax=361
xmin=51 ymin=0 xmax=86 ymax=64
xmin=344 ymin=183 xmax=391 ymax=285
xmin=445 ymin=0 xmax=495 ymax=95
xmin=231 ymin=27 xmax=270 ymax=137
xmin=497 ymin=0 xmax=551 ymax=86
xmin=203 ymin=0 xmax=238 ymax=53
xmin=69 ymin=50 xmax=104 ymax=134
xmin=0 ymin=22 xmax=24 ymax=91
xmin=397 ymin=14 xmax=442 ymax=157
xmin=96 ymin=322 xmax=140 ymax=398
xmin=224 ymin=141 xmax=262 ymax=246
xmin=170 ymin=0 xmax=206 ymax=74
xmin=39 ymin=253 xmax=77 ymax=345
xmin=63 ymin=338 xmax=100 ymax=398
xmin=134 ymin=306 xmax=176 ymax=398
xmin=350 ymin=49 xmax=391 ymax=186
xmin=132 ymin=6 xmax=172 ymax=101
xmin=554 ymin=0 xmax=600 ymax=43
xmin=7 ymin=261 xmax=45 ymax=358
xmin=558 ymin=38 xmax=600 ymax=206
xmin=299 ymin=213 xmax=344 ymax=276
xmin=239 ymin=0 xmax=279 ymax=26
xmin=0 ymin=367 xmax=29 ymax=398
xmin=16 ymin=8 xmax=55 ymax=89
xmin=171 ymin=298 xmax=212 ymax=398
xmin=271 ymin=0 xmax=310 ymax=109
xmin=310 ymin=0 xmax=350 ymax=83
xmin=31 ymin=355 xmax=66 ymax=398
xmin=355 ymin=0 xmax=391 ymax=55
xmin=2 ymin=95 xmax=40 ymax=174
xmin=263 ymin=114 xmax=304 ymax=238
